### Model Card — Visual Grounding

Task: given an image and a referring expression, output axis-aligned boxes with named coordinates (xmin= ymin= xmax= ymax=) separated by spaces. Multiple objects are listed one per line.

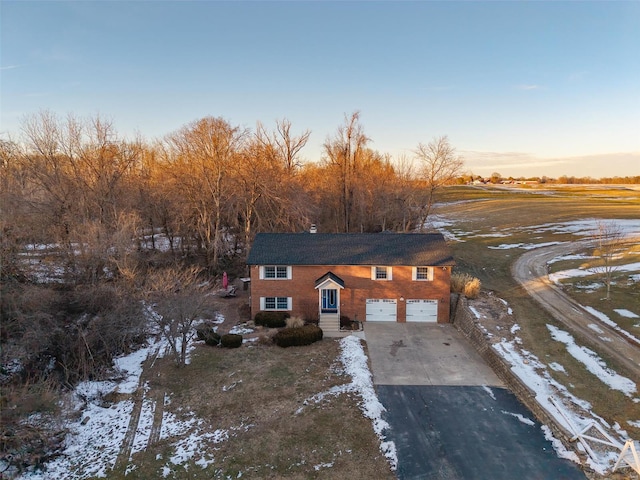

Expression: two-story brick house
xmin=246 ymin=232 xmax=454 ymax=333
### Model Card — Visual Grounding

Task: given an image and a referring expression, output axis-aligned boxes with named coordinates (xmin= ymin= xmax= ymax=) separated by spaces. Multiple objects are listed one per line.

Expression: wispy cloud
xmin=0 ymin=64 xmax=27 ymax=71
xmin=516 ymin=84 xmax=541 ymax=91
xmin=461 ymin=151 xmax=640 ymax=178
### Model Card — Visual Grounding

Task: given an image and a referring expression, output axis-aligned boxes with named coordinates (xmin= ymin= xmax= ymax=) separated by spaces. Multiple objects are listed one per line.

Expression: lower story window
xmin=261 ymin=296 xmax=291 ymax=311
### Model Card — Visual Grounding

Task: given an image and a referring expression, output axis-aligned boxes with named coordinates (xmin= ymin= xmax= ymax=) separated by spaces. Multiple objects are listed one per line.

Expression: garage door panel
xmin=406 ymin=299 xmax=438 ymax=322
xmin=366 ymin=299 xmax=397 ymax=322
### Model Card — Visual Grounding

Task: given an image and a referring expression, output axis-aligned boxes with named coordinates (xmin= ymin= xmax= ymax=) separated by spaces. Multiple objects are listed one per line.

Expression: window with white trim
xmin=260 ymin=266 xmax=291 ymax=280
xmin=260 ymin=297 xmax=292 ymax=311
xmin=371 ymin=266 xmax=392 ymax=280
xmin=412 ymin=266 xmax=434 ymax=281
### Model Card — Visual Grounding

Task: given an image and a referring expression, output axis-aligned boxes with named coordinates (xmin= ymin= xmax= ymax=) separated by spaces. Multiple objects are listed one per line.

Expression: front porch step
xmin=319 ymin=313 xmax=340 ymax=333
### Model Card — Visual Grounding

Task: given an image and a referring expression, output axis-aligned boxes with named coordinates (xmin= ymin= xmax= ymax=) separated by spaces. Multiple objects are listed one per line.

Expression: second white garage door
xmin=366 ymin=299 xmax=397 ymax=322
xmin=406 ymin=299 xmax=438 ymax=322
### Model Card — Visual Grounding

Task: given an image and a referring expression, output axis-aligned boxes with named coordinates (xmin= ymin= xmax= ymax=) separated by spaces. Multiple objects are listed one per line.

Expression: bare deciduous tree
xmin=592 ymin=220 xmax=625 ymax=300
xmin=323 ymin=111 xmax=369 ymax=232
xmin=165 ymin=117 xmax=247 ymax=268
xmin=414 ymin=135 xmax=464 ymax=230
xmin=145 ymin=266 xmax=216 ymax=367
xmin=256 ymin=119 xmax=311 ymax=175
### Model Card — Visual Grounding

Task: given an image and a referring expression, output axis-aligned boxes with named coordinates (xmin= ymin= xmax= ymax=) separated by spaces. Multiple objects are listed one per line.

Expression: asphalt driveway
xmin=363 ymin=323 xmax=585 ymax=480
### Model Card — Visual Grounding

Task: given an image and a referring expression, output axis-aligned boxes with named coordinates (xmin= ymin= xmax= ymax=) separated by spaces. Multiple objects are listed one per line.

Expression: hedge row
xmin=254 ymin=311 xmax=290 ymax=328
xmin=273 ymin=325 xmax=323 ymax=348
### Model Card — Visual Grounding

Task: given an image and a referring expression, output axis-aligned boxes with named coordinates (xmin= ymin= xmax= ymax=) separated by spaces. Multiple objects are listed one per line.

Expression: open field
xmin=432 ymin=185 xmax=640 ymax=444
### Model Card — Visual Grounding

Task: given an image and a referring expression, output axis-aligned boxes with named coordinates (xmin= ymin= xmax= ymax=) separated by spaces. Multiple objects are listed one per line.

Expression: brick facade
xmin=249 ymin=264 xmax=452 ymax=323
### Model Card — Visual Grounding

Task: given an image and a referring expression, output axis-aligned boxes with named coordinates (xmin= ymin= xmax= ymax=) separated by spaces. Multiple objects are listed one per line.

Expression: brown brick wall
xmin=249 ymin=264 xmax=451 ymax=323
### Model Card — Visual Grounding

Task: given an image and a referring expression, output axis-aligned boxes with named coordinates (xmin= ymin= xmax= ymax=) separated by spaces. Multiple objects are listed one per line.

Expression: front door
xmin=321 ymin=289 xmax=338 ymax=313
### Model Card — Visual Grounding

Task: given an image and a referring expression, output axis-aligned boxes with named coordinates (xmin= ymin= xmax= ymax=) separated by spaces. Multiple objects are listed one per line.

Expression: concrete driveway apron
xmin=364 ymin=323 xmax=585 ymax=480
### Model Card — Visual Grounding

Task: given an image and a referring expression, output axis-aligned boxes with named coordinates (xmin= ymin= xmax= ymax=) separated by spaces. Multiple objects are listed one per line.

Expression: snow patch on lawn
xmin=549 ymin=267 xmax=598 ymax=283
xmin=548 ymin=362 xmax=567 ymax=374
xmin=19 ymin=400 xmax=135 ymax=479
xmin=582 ymin=306 xmax=640 ymax=344
xmin=159 ymin=409 xmax=229 ymax=474
xmin=300 ymin=336 xmax=397 ymax=470
xmin=228 ymin=325 xmax=254 ymax=335
xmin=491 ymin=334 xmax=629 ymax=474
xmin=548 ymin=253 xmax=594 ymax=264
xmin=16 ymin=322 xmax=233 ymax=479
xmin=488 ymin=241 xmax=563 ymax=250
xmin=339 ymin=335 xmax=397 ymax=470
xmin=529 ymin=219 xmax=640 ymax=237
xmin=615 ymin=309 xmax=639 ymax=319
xmin=547 ymin=325 xmax=636 ymax=397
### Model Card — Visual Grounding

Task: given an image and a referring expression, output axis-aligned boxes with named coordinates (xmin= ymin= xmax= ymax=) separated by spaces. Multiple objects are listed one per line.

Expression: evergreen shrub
xmin=221 ymin=334 xmax=243 ymax=348
xmin=254 ymin=311 xmax=290 ymax=328
xmin=273 ymin=325 xmax=323 ymax=348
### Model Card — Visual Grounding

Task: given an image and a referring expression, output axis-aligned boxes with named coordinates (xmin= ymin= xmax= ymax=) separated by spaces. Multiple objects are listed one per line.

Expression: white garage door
xmin=406 ymin=299 xmax=438 ymax=322
xmin=366 ymin=299 xmax=397 ymax=322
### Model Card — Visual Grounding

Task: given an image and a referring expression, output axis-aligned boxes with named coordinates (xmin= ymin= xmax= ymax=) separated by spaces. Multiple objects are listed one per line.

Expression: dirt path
xmin=512 ymin=241 xmax=640 ymax=378
xmin=114 ymin=343 xmax=167 ymax=471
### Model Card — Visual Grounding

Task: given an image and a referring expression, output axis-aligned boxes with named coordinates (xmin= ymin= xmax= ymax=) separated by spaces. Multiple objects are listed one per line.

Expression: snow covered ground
xmin=13 ymin=324 xmax=393 ymax=479
xmin=297 ymin=335 xmax=397 ymax=470
xmin=428 ymin=215 xmax=640 ymax=248
xmin=483 ymin=306 xmax=636 ymax=474
xmin=13 ymin=308 xmax=223 ymax=480
xmin=430 ymin=212 xmax=640 ymax=475
xmin=545 ymin=257 xmax=640 ymax=343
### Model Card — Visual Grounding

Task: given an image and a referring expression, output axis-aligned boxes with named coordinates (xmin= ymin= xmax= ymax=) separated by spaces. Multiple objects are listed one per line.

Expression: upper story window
xmin=372 ymin=266 xmax=392 ymax=280
xmin=260 ymin=266 xmax=292 ymax=280
xmin=413 ymin=266 xmax=434 ymax=281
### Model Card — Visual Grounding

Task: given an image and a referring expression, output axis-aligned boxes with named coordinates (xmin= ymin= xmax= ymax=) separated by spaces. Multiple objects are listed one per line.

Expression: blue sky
xmin=2 ymin=1 xmax=639 ymax=178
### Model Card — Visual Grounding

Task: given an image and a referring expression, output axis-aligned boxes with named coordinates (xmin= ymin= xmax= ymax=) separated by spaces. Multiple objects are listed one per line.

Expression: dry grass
xmin=0 ymin=378 xmax=66 ymax=470
xmin=109 ymin=339 xmax=394 ymax=479
xmin=450 ymin=272 xmax=472 ymax=293
xmin=451 ymin=272 xmax=482 ymax=299
xmin=462 ymin=277 xmax=481 ymax=299
xmin=434 ymin=185 xmax=640 ymax=441
xmin=285 ymin=316 xmax=305 ymax=329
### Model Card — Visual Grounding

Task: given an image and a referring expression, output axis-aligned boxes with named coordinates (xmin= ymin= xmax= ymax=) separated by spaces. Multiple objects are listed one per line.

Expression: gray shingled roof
xmin=247 ymin=233 xmax=455 ymax=266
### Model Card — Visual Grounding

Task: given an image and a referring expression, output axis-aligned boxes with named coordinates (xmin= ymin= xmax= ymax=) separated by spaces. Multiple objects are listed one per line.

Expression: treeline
xmin=0 ymin=110 xmax=461 ymax=470
xmin=473 ymin=173 xmax=640 ymax=185
xmin=553 ymin=175 xmax=640 ymax=185
xmin=1 ymin=110 xmax=463 ymax=280
xmin=0 ymin=109 xmax=461 ymax=384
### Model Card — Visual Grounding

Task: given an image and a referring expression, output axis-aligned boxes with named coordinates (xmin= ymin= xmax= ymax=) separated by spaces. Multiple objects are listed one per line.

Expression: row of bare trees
xmin=1 ymin=110 xmax=464 ymax=470
xmin=1 ymin=110 xmax=463 ymax=280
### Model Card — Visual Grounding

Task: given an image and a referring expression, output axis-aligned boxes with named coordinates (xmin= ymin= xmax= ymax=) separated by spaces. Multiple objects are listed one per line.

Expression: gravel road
xmin=512 ymin=241 xmax=640 ymax=379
